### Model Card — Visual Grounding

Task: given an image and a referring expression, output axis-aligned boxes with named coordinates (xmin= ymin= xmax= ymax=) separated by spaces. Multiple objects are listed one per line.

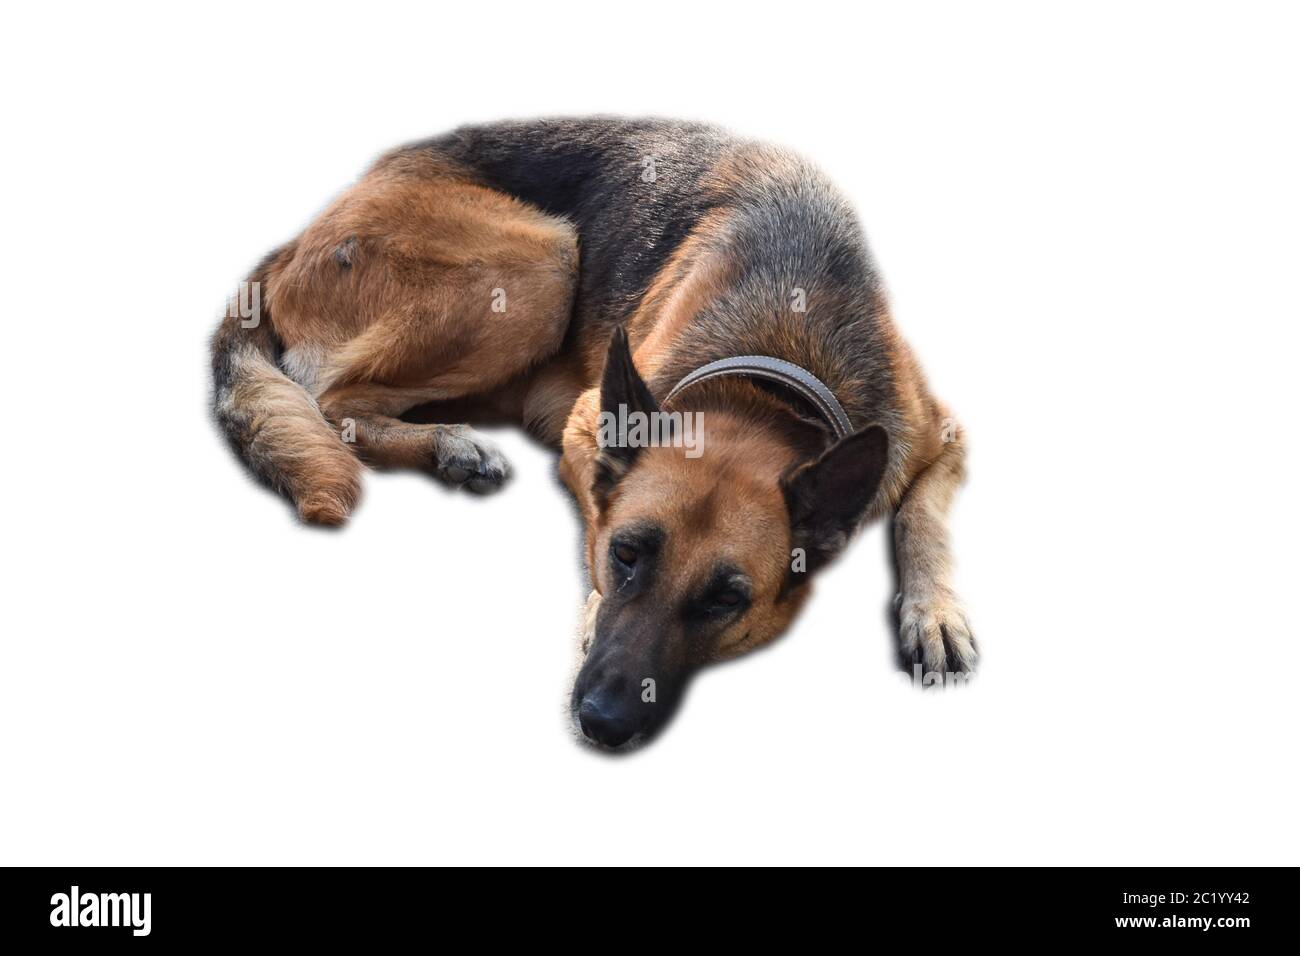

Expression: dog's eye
xmin=612 ymin=543 xmax=638 ymax=567
xmin=713 ymin=589 xmax=744 ymax=609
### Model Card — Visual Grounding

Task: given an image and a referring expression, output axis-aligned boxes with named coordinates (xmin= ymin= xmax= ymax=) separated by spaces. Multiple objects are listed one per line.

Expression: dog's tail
xmin=210 ymin=244 xmax=362 ymax=525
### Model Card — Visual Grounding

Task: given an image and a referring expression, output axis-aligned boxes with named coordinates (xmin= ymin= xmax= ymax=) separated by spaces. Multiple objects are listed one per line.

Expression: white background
xmin=1 ymin=1 xmax=1296 ymax=865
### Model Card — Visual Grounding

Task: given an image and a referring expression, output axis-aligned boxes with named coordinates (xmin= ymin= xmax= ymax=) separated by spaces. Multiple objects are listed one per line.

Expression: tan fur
xmin=558 ymin=386 xmax=605 ymax=528
xmin=212 ymin=247 xmax=364 ymax=526
xmin=275 ymin=152 xmax=576 ymax=394
xmin=624 ymin=209 xmax=739 ymax=378
xmin=235 ymin=151 xmax=578 ymax=518
xmin=558 ymin=380 xmax=840 ymax=660
xmin=519 ymin=352 xmax=590 ymax=446
xmin=232 ymin=352 xmax=361 ymax=524
xmin=894 ymin=424 xmax=976 ymax=672
xmin=592 ymin=410 xmax=809 ymax=659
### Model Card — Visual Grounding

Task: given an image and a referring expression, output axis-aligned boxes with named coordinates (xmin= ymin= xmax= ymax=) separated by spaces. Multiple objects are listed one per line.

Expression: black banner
xmin=0 ymin=867 xmax=1287 ymax=945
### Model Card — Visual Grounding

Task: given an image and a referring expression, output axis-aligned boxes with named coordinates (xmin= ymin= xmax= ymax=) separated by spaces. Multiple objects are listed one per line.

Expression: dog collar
xmin=663 ymin=355 xmax=854 ymax=440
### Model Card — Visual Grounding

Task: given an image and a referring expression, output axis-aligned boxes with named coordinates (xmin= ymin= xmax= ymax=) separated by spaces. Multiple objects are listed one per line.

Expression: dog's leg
xmin=893 ymin=427 xmax=977 ymax=676
xmin=310 ymin=211 xmax=576 ymax=490
xmin=318 ymin=384 xmax=510 ymax=492
xmin=256 ymin=151 xmax=577 ymax=518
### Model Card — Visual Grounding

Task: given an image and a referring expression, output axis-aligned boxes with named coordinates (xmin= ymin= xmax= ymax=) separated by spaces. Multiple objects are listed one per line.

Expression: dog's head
xmin=563 ymin=329 xmax=889 ymax=749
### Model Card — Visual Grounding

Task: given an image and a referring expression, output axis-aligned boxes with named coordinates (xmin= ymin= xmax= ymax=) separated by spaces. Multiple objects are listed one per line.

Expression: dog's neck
xmin=660 ymin=376 xmax=837 ymax=466
xmin=664 ymin=355 xmax=853 ymax=441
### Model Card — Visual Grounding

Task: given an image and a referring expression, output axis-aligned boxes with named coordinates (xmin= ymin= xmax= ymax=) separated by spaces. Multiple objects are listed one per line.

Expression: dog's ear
xmin=593 ymin=327 xmax=660 ymax=501
xmin=781 ymin=425 xmax=889 ymax=584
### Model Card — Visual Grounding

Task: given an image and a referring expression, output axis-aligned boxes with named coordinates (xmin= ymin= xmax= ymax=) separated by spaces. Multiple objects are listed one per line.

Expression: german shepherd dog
xmin=211 ymin=118 xmax=975 ymax=749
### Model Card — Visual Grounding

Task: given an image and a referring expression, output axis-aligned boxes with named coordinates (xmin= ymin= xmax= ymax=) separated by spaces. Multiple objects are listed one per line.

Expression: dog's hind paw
xmin=430 ymin=425 xmax=511 ymax=493
xmin=897 ymin=589 xmax=978 ymax=679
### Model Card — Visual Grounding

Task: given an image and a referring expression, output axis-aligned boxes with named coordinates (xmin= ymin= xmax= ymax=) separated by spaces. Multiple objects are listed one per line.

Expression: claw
xmin=430 ymin=425 xmax=511 ymax=493
xmin=898 ymin=590 xmax=978 ymax=680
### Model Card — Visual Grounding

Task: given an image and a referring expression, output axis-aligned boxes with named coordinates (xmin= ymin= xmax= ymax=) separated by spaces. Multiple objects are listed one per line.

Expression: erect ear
xmin=593 ymin=326 xmax=660 ymax=502
xmin=782 ymin=424 xmax=889 ymax=581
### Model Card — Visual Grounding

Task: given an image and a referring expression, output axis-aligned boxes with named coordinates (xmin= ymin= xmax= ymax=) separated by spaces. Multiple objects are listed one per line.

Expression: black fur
xmin=593 ymin=327 xmax=659 ymax=503
xmin=411 ymin=118 xmax=727 ymax=345
xmin=782 ymin=424 xmax=890 ymax=586
xmin=402 ymin=118 xmax=900 ymax=439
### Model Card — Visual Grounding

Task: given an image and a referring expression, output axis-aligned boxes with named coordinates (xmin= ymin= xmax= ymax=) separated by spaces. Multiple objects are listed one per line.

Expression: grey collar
xmin=663 ymin=355 xmax=854 ymax=440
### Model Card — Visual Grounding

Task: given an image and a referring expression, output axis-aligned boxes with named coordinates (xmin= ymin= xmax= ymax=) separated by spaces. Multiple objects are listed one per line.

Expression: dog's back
xmin=401 ymin=118 xmax=933 ymax=479
xmin=214 ymin=117 xmax=948 ymax=522
xmin=410 ymin=118 xmax=731 ymax=337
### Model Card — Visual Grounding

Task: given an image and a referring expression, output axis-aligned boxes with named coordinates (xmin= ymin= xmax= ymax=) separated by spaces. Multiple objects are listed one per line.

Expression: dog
xmin=211 ymin=118 xmax=975 ymax=749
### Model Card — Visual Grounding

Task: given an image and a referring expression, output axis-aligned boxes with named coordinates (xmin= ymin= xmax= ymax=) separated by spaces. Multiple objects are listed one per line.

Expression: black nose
xmin=578 ymin=693 xmax=637 ymax=748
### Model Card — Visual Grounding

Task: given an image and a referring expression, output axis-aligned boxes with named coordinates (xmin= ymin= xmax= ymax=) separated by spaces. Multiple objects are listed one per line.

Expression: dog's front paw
xmin=579 ymin=589 xmax=601 ymax=654
xmin=430 ymin=425 xmax=511 ymax=493
xmin=897 ymin=589 xmax=978 ymax=677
